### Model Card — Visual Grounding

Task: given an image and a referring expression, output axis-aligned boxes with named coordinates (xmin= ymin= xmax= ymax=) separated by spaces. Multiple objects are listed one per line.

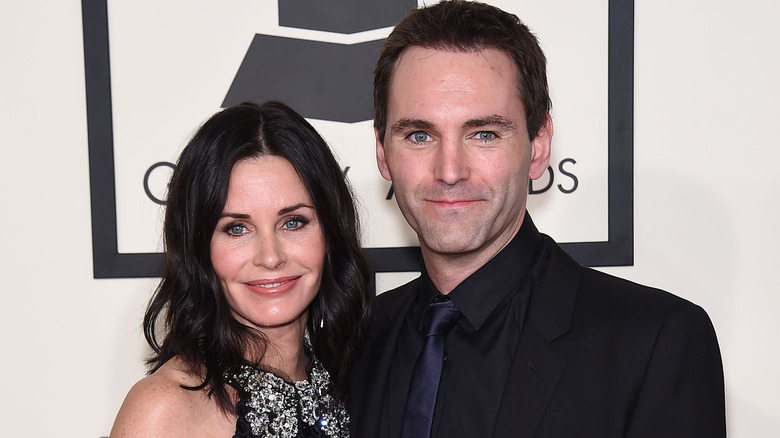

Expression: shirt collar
xmin=418 ymin=212 xmax=542 ymax=331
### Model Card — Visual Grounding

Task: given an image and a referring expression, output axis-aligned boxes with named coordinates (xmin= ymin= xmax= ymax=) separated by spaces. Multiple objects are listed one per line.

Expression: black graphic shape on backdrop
xmin=223 ymin=36 xmax=384 ymax=123
xmin=82 ymin=0 xmax=634 ymax=279
xmin=143 ymin=161 xmax=175 ymax=205
xmin=279 ymin=0 xmax=416 ymax=34
xmin=82 ymin=0 xmax=164 ymax=277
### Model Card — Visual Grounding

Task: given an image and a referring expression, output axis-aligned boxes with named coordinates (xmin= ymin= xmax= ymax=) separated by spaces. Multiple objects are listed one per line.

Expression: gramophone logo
xmin=82 ymin=0 xmax=634 ymax=279
xmin=223 ymin=0 xmax=415 ymax=122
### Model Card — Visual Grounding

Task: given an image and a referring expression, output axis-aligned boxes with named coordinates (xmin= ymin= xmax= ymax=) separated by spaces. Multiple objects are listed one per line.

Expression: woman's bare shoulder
xmin=109 ymin=357 xmax=232 ymax=437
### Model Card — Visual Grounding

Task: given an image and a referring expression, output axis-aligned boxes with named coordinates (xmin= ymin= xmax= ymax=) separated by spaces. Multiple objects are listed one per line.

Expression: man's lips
xmin=427 ymin=199 xmax=479 ymax=207
xmin=244 ymin=276 xmax=301 ymax=294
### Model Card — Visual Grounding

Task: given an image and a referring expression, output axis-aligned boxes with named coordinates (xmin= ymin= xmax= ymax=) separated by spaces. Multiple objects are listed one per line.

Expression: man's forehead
xmin=387 ymin=47 xmax=525 ymax=119
xmin=390 ymin=46 xmax=521 ymax=95
xmin=395 ymin=45 xmax=514 ymax=66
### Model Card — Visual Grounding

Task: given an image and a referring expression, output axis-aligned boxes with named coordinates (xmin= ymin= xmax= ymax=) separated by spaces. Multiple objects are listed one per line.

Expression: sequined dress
xmin=225 ymin=353 xmax=350 ymax=438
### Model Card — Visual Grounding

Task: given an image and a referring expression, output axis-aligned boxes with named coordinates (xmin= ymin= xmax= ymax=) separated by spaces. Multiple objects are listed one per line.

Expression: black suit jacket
xmin=349 ymin=236 xmax=726 ymax=437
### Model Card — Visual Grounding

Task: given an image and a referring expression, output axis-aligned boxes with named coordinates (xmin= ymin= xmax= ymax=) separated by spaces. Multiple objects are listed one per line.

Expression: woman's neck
xmin=256 ymin=318 xmax=309 ymax=382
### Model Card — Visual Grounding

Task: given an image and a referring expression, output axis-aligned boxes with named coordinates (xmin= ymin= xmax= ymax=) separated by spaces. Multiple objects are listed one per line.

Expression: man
xmin=349 ymin=1 xmax=726 ymax=438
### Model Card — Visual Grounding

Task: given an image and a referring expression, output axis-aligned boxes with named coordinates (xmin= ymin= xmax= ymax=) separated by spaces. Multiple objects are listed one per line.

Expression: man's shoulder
xmin=581 ymin=263 xmax=701 ymax=313
xmin=541 ymin=235 xmax=710 ymax=327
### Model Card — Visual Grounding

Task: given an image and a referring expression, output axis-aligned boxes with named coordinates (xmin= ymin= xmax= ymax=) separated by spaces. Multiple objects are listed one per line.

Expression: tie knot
xmin=425 ymin=299 xmax=461 ymax=337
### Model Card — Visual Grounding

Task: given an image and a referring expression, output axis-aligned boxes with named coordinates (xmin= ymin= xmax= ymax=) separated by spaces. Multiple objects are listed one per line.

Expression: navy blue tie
xmin=401 ymin=298 xmax=461 ymax=438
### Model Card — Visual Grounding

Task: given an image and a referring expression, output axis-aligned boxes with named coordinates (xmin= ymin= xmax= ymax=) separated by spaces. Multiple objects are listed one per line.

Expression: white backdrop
xmin=1 ymin=0 xmax=779 ymax=436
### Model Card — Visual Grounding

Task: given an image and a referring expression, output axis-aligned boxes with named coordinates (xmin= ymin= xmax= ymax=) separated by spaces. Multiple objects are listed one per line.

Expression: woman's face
xmin=211 ymin=156 xmax=325 ymax=334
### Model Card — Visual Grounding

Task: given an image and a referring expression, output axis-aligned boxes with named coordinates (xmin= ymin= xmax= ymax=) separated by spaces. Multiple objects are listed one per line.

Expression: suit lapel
xmin=492 ymin=237 xmax=582 ymax=438
xmin=492 ymin=322 xmax=566 ymax=438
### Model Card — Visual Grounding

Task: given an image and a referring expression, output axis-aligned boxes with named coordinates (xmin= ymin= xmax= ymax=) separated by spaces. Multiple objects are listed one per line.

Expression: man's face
xmin=377 ymin=47 xmax=551 ymax=260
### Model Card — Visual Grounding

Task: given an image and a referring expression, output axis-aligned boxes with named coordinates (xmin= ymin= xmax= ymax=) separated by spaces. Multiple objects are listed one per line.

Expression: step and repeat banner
xmin=82 ymin=0 xmax=632 ymax=291
xmin=9 ymin=1 xmax=780 ymax=436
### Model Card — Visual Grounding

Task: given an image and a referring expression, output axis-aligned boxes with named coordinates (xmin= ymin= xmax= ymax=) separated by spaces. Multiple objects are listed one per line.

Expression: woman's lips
xmin=244 ymin=276 xmax=301 ymax=295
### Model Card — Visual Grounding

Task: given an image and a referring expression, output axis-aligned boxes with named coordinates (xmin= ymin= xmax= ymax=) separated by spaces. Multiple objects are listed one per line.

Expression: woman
xmin=110 ymin=101 xmax=370 ymax=437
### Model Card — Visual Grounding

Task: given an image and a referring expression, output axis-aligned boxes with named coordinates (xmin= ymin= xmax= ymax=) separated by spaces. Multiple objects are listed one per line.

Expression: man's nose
xmin=433 ymin=139 xmax=470 ymax=185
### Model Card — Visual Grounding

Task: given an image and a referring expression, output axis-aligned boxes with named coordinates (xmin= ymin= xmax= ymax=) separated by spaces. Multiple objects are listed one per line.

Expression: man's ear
xmin=528 ymin=115 xmax=553 ymax=180
xmin=375 ymin=127 xmax=392 ymax=181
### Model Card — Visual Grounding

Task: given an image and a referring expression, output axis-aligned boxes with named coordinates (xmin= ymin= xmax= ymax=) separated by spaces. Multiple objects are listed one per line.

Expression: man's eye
xmin=409 ymin=131 xmax=431 ymax=143
xmin=476 ymin=131 xmax=496 ymax=141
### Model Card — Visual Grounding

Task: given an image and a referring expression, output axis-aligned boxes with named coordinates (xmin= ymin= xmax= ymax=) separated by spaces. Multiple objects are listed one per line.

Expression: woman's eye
xmin=409 ymin=131 xmax=431 ymax=143
xmin=282 ymin=216 xmax=309 ymax=230
xmin=284 ymin=219 xmax=301 ymax=229
xmin=226 ymin=224 xmax=246 ymax=236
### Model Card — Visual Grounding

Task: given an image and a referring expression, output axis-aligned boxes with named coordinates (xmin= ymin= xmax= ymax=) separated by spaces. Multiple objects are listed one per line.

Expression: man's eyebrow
xmin=390 ymin=118 xmax=434 ymax=136
xmin=463 ymin=115 xmax=516 ymax=130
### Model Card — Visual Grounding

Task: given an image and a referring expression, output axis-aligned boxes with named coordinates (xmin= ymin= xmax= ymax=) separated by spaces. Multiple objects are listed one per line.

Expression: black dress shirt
xmin=387 ymin=214 xmax=548 ymax=437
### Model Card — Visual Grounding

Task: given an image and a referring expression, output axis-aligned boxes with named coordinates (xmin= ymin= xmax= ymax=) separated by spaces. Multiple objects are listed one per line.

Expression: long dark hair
xmin=144 ymin=101 xmax=370 ymax=412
